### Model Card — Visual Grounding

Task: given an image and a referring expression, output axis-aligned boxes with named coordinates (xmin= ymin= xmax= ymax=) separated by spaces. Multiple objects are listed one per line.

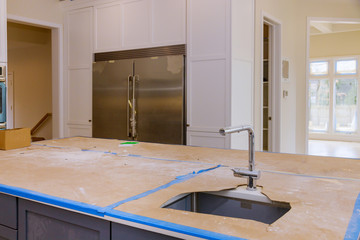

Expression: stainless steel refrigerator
xmin=92 ymin=53 xmax=185 ymax=145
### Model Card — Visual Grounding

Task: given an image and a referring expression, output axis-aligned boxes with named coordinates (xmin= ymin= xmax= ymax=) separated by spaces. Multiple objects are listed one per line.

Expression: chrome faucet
xmin=219 ymin=125 xmax=260 ymax=191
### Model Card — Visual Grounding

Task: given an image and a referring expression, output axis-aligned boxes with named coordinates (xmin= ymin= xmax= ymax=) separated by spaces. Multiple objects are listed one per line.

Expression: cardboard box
xmin=0 ymin=128 xmax=31 ymax=150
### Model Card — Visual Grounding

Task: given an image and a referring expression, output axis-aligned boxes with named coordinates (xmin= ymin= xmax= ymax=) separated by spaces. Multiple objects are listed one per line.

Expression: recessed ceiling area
xmin=310 ymin=22 xmax=360 ymax=35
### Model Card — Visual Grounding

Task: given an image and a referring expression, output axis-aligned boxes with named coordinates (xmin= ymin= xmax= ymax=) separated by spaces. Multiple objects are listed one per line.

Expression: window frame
xmin=309 ymin=55 xmax=360 ymax=141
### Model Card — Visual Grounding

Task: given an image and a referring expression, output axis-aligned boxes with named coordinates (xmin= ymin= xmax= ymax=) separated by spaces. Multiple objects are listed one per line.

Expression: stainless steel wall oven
xmin=0 ymin=65 xmax=6 ymax=129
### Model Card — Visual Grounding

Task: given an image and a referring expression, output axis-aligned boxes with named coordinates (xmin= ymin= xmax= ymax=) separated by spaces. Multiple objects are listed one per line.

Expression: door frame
xmin=260 ymin=12 xmax=282 ymax=152
xmin=305 ymin=17 xmax=360 ymax=153
xmin=7 ymin=14 xmax=64 ymax=138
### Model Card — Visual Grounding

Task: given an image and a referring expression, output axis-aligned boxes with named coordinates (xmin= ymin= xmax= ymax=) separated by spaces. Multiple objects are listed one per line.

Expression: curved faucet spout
xmin=219 ymin=125 xmax=259 ymax=191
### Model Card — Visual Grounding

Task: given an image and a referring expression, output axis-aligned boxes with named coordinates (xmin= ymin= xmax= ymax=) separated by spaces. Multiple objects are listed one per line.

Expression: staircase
xmin=31 ymin=113 xmax=52 ymax=142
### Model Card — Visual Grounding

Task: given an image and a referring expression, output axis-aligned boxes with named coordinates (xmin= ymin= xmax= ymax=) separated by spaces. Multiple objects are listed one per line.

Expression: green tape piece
xmin=120 ymin=142 xmax=139 ymax=145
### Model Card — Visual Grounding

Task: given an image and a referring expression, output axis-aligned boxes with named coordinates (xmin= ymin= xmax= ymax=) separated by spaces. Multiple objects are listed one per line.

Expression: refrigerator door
xmin=134 ymin=55 xmax=184 ymax=144
xmin=93 ymin=59 xmax=133 ymax=140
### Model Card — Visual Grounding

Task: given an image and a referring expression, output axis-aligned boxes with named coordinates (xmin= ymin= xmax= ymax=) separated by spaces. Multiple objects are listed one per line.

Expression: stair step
xmin=31 ymin=137 xmax=46 ymax=142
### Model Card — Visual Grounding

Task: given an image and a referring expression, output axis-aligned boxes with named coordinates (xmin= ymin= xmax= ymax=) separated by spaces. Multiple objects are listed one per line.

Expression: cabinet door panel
xmin=0 ymin=225 xmax=17 ymax=240
xmin=94 ymin=3 xmax=122 ymax=51
xmin=67 ymin=124 xmax=92 ymax=137
xmin=188 ymin=59 xmax=226 ymax=128
xmin=187 ymin=131 xmax=227 ymax=148
xmin=0 ymin=193 xmax=17 ymax=229
xmin=122 ymin=0 xmax=150 ymax=48
xmin=152 ymin=0 xmax=186 ymax=44
xmin=112 ymin=223 xmax=181 ymax=240
xmin=67 ymin=8 xmax=92 ymax=68
xmin=18 ymin=199 xmax=110 ymax=240
xmin=188 ymin=0 xmax=227 ymax=58
xmin=68 ymin=69 xmax=92 ymax=124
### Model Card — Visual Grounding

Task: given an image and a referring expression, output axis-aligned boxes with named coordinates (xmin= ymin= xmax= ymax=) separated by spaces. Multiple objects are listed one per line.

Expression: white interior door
xmin=7 ymin=72 xmax=14 ymax=129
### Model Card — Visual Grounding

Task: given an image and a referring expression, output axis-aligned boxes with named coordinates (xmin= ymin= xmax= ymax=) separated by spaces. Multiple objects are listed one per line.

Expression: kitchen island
xmin=0 ymin=137 xmax=359 ymax=240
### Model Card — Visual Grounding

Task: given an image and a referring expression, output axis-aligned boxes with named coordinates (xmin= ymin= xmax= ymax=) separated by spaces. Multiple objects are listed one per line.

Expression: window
xmin=335 ymin=79 xmax=357 ymax=133
xmin=309 ymin=56 xmax=360 ymax=137
xmin=310 ymin=61 xmax=328 ymax=76
xmin=335 ymin=59 xmax=357 ymax=75
xmin=309 ymin=79 xmax=330 ymax=132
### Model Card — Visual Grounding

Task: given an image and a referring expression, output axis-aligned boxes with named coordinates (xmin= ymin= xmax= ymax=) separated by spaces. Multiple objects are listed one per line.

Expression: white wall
xmin=7 ymin=22 xmax=52 ymax=139
xmin=255 ymin=0 xmax=360 ymax=154
xmin=7 ymin=0 xmax=63 ymax=24
xmin=310 ymin=30 xmax=360 ymax=58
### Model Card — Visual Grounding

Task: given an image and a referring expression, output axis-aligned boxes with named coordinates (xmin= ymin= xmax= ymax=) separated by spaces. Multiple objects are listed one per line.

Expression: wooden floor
xmin=308 ymin=140 xmax=360 ymax=159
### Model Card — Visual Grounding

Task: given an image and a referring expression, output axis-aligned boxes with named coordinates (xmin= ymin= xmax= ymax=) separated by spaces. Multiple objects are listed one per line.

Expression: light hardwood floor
xmin=308 ymin=140 xmax=360 ymax=159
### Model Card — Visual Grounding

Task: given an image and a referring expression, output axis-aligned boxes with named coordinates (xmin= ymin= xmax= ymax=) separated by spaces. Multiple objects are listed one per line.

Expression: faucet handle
xmin=232 ymin=168 xmax=261 ymax=179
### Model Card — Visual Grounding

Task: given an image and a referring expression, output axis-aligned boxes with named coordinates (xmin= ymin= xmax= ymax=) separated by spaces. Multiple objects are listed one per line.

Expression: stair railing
xmin=31 ymin=113 xmax=52 ymax=136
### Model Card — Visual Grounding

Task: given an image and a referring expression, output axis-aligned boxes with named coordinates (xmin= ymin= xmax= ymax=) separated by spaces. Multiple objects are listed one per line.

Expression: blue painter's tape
xmin=81 ymin=149 xmax=118 ymax=155
xmin=263 ymin=170 xmax=360 ymax=182
xmin=344 ymin=193 xmax=360 ymax=240
xmin=106 ymin=209 xmax=246 ymax=240
xmin=127 ymin=153 xmax=215 ymax=165
xmin=0 ymin=184 xmax=105 ymax=217
xmin=31 ymin=144 xmax=66 ymax=149
xmin=103 ymin=165 xmax=222 ymax=212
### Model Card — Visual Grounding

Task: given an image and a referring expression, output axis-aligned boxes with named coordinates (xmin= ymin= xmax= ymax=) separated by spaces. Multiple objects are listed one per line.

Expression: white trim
xmin=7 ymin=14 xmax=61 ymax=29
xmin=260 ymin=11 xmax=282 ymax=152
xmin=7 ymin=15 xmax=64 ymax=139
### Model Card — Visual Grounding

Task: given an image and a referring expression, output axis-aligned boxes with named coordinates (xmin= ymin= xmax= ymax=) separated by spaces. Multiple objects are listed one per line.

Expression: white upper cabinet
xmin=94 ymin=2 xmax=122 ymax=52
xmin=94 ymin=0 xmax=186 ymax=52
xmin=67 ymin=8 xmax=93 ymax=68
xmin=0 ymin=0 xmax=7 ymax=63
xmin=152 ymin=0 xmax=186 ymax=45
xmin=122 ymin=0 xmax=151 ymax=48
xmin=188 ymin=0 xmax=227 ymax=59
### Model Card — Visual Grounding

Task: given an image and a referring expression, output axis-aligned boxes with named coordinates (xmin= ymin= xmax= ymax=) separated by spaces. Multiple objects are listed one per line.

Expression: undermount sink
xmin=161 ymin=187 xmax=291 ymax=224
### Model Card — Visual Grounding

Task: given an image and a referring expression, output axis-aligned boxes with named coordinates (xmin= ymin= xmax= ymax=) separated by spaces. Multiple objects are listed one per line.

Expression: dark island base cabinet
xmin=18 ymin=199 xmax=110 ymax=240
xmin=5 ymin=196 xmax=182 ymax=240
xmin=111 ymin=223 xmax=181 ymax=240
xmin=0 ymin=194 xmax=18 ymax=240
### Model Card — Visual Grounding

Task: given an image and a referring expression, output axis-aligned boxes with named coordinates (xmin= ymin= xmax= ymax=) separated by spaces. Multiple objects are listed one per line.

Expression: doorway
xmin=7 ymin=22 xmax=52 ymax=140
xmin=7 ymin=15 xmax=63 ymax=139
xmin=306 ymin=18 xmax=360 ymax=157
xmin=261 ymin=15 xmax=282 ymax=152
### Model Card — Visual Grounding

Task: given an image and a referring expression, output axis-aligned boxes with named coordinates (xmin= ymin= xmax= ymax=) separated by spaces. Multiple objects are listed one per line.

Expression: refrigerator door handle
xmin=127 ymin=75 xmax=132 ymax=137
xmin=131 ymin=75 xmax=138 ymax=138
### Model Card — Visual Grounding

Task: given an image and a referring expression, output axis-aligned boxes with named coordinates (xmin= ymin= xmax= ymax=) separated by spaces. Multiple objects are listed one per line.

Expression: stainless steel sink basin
xmin=161 ymin=187 xmax=291 ymax=224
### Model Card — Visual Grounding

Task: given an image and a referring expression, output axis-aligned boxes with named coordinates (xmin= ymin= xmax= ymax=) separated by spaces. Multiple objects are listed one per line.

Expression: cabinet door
xmin=122 ymin=0 xmax=151 ymax=48
xmin=152 ymin=0 xmax=186 ymax=45
xmin=67 ymin=69 xmax=92 ymax=125
xmin=67 ymin=8 xmax=93 ymax=68
xmin=94 ymin=2 xmax=122 ymax=52
xmin=0 ymin=0 xmax=7 ymax=63
xmin=0 ymin=193 xmax=17 ymax=229
xmin=112 ymin=223 xmax=181 ymax=240
xmin=0 ymin=225 xmax=17 ymax=240
xmin=18 ymin=199 xmax=110 ymax=240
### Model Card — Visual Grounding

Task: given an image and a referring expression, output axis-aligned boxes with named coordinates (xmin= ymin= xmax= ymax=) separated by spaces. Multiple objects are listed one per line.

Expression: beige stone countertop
xmin=0 ymin=137 xmax=359 ymax=240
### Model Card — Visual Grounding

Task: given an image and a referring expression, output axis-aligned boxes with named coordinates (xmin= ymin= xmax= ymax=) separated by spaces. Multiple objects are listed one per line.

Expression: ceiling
xmin=310 ymin=22 xmax=360 ymax=35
